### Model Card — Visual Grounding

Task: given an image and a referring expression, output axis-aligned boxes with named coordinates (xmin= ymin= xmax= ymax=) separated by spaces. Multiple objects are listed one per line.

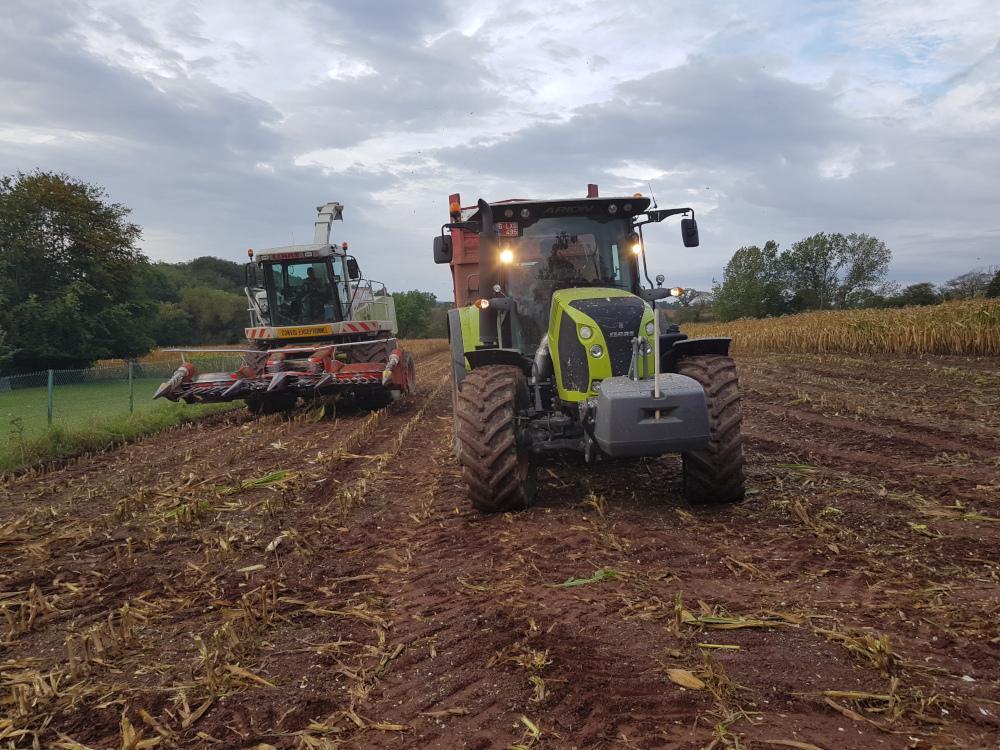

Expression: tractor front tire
xmin=678 ymin=355 xmax=745 ymax=505
xmin=456 ymin=365 xmax=536 ymax=513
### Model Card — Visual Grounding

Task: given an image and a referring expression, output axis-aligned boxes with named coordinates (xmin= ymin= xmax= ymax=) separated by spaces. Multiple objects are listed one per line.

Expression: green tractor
xmin=433 ymin=185 xmax=744 ymax=513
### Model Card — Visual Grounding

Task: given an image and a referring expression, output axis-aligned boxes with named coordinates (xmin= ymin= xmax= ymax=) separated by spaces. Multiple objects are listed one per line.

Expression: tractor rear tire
xmin=678 ymin=355 xmax=745 ymax=505
xmin=456 ymin=365 xmax=536 ymax=513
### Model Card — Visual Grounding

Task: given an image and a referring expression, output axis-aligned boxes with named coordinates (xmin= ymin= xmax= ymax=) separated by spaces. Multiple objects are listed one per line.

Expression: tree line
xmin=3 ymin=170 xmax=994 ymax=373
xmin=706 ymin=234 xmax=998 ymax=323
xmin=0 ymin=171 xmax=447 ymax=374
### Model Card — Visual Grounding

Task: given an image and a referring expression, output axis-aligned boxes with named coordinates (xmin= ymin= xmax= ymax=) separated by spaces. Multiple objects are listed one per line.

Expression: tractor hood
xmin=547 ymin=288 xmax=654 ymax=402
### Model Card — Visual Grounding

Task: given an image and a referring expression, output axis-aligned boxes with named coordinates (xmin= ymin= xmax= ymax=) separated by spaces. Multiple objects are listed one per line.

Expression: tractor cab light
xmin=631 ymin=242 xmax=642 ymax=255
xmin=474 ymin=298 xmax=490 ymax=309
xmin=669 ymin=286 xmax=685 ymax=297
xmin=499 ymin=248 xmax=514 ymax=264
xmin=449 ymin=201 xmax=461 ymax=215
xmin=341 ymin=241 xmax=348 ymax=250
xmin=247 ymin=247 xmax=254 ymax=258
xmin=633 ymin=192 xmax=643 ymax=198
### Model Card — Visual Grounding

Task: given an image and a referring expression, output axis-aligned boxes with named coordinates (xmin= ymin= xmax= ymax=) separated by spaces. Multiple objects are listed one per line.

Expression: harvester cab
xmin=434 ymin=184 xmax=744 ymax=512
xmin=155 ymin=202 xmax=415 ymax=413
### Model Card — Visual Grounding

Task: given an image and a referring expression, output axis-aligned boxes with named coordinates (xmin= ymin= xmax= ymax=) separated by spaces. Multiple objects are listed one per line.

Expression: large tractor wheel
xmin=678 ymin=355 xmax=745 ymax=505
xmin=455 ymin=365 xmax=536 ymax=513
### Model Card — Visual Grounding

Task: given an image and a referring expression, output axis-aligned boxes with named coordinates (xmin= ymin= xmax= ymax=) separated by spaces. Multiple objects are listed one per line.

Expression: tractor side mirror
xmin=346 ymin=257 xmax=361 ymax=280
xmin=433 ymin=234 xmax=453 ymax=264
xmin=681 ymin=217 xmax=699 ymax=247
xmin=245 ymin=262 xmax=259 ymax=288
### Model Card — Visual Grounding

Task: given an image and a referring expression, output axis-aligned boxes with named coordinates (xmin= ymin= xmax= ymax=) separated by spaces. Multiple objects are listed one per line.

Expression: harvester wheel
xmin=349 ymin=339 xmax=392 ymax=364
xmin=677 ymin=355 xmax=745 ymax=505
xmin=240 ymin=349 xmax=269 ymax=373
xmin=455 ymin=365 xmax=536 ymax=513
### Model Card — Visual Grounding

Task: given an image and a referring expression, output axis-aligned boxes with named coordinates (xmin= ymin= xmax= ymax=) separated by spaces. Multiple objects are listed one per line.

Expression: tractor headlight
xmin=579 ymin=325 xmax=593 ymax=340
xmin=589 ymin=344 xmax=603 ymax=358
xmin=638 ymin=339 xmax=652 ymax=355
xmin=645 ymin=321 xmax=655 ymax=335
xmin=499 ymin=248 xmax=514 ymax=264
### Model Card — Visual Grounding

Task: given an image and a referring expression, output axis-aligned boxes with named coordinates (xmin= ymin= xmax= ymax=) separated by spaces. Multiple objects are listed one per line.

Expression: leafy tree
xmin=0 ymin=171 xmax=155 ymax=371
xmin=186 ymin=256 xmax=245 ymax=294
xmin=393 ymin=290 xmax=438 ymax=338
xmin=942 ymin=269 xmax=994 ymax=300
xmin=179 ymin=286 xmax=247 ymax=344
xmin=712 ymin=241 xmax=786 ymax=321
xmin=0 ymin=321 xmax=13 ymax=371
xmin=150 ymin=303 xmax=196 ymax=346
xmin=779 ymin=232 xmax=891 ymax=311
xmin=987 ymin=268 xmax=1000 ymax=299
xmin=886 ymin=282 xmax=940 ymax=307
xmin=427 ymin=304 xmax=449 ymax=338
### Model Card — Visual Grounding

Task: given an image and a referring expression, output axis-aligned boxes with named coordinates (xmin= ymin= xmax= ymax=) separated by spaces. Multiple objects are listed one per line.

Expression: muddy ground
xmin=1 ymin=344 xmax=998 ymax=749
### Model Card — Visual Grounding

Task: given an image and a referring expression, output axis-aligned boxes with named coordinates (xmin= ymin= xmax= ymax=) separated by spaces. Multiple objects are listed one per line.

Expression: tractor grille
xmin=557 ymin=310 xmax=589 ymax=393
xmin=570 ymin=296 xmax=645 ymax=377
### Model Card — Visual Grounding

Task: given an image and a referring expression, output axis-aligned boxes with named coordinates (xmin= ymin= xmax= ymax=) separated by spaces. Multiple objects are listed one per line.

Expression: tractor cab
xmin=463 ymin=198 xmax=650 ymax=352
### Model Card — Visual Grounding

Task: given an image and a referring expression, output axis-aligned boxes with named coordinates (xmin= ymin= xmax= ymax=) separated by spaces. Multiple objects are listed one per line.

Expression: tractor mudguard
xmin=465 ymin=348 xmax=533 ymax=374
xmin=662 ymin=337 xmax=732 ymax=372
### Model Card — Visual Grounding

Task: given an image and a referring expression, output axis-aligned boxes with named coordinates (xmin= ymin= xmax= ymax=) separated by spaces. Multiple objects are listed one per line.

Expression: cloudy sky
xmin=2 ymin=0 xmax=998 ymax=298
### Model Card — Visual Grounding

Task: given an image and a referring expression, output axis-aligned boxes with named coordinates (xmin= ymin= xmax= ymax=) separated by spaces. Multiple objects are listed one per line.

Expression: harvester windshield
xmin=265 ymin=259 xmax=343 ymax=326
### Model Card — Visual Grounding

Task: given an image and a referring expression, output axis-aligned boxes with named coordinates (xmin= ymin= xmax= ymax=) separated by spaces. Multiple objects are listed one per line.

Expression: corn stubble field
xmin=1 ymin=321 xmax=999 ymax=749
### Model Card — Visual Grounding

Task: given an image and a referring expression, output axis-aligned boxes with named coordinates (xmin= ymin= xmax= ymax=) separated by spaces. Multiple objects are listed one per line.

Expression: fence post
xmin=47 ymin=369 xmax=54 ymax=427
xmin=128 ymin=361 xmax=135 ymax=414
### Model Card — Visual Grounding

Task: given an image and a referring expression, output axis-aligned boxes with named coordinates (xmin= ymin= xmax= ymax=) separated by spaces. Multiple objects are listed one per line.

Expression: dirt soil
xmin=1 ymin=346 xmax=998 ymax=749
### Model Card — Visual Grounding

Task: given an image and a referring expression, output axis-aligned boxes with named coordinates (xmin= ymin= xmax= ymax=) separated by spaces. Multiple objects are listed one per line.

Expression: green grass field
xmin=0 ymin=378 xmax=239 ymax=472
xmin=1 ymin=378 xmax=168 ymax=439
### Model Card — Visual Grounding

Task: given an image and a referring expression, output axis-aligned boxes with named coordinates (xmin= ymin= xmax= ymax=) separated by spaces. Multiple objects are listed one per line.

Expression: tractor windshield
xmin=500 ymin=216 xmax=636 ymax=347
xmin=265 ymin=259 xmax=343 ymax=326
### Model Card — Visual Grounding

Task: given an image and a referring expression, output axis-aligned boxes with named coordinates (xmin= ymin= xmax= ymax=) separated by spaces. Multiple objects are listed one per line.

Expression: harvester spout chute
xmin=154 ymin=362 xmax=196 ymax=401
xmin=314 ymin=201 xmax=344 ymax=244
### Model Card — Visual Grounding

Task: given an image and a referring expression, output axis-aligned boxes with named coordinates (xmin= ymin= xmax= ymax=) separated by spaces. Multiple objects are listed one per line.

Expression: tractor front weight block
xmin=592 ymin=375 xmax=711 ymax=457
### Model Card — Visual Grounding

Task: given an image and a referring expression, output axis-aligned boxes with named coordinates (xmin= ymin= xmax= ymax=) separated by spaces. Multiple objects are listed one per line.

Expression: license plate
xmin=496 ymin=221 xmax=519 ymax=237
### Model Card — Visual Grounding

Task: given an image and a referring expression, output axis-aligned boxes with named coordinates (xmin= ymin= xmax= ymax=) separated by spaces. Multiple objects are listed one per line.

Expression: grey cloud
xmin=2 ymin=0 xmax=997 ymax=299
xmin=432 ymin=56 xmax=999 ymax=287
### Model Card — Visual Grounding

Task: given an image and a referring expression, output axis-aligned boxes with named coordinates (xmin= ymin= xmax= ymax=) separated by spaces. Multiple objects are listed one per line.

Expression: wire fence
xmin=0 ymin=354 xmax=247 ymax=445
